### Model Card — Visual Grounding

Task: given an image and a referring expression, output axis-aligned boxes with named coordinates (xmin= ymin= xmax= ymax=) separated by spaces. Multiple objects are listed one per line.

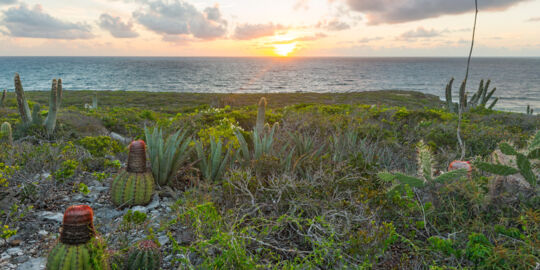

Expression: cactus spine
xmin=111 ymin=140 xmax=155 ymax=207
xmin=256 ymin=97 xmax=267 ymax=135
xmin=125 ymin=240 xmax=161 ymax=270
xmin=46 ymin=205 xmax=107 ymax=270
xmin=1 ymin=122 xmax=13 ymax=144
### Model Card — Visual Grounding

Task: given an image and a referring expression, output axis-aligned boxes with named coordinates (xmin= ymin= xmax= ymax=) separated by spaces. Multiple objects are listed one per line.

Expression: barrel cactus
xmin=111 ymin=140 xmax=155 ymax=207
xmin=125 ymin=240 xmax=161 ymax=270
xmin=1 ymin=122 xmax=12 ymax=144
xmin=47 ymin=205 xmax=107 ymax=270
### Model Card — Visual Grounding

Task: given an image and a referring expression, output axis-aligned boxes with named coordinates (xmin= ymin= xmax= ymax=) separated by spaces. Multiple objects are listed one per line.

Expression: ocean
xmin=0 ymin=57 xmax=538 ymax=112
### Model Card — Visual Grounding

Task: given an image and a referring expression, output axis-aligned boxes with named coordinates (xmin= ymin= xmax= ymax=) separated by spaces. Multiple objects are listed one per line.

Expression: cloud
xmin=358 ymin=36 xmax=382 ymax=43
xmin=526 ymin=17 xmax=540 ymax=22
xmin=233 ymin=23 xmax=285 ymax=40
xmin=133 ymin=1 xmax=227 ymax=41
xmin=316 ymin=19 xmax=351 ymax=31
xmin=268 ymin=33 xmax=327 ymax=44
xmin=98 ymin=13 xmax=139 ymax=38
xmin=399 ymin=27 xmax=441 ymax=40
xmin=1 ymin=4 xmax=94 ymax=39
xmin=345 ymin=0 xmax=530 ymax=24
xmin=0 ymin=0 xmax=16 ymax=5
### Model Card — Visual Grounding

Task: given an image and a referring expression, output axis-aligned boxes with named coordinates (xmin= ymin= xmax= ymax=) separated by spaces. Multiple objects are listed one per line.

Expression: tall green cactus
xmin=14 ymin=74 xmax=63 ymax=134
xmin=145 ymin=127 xmax=192 ymax=186
xmin=526 ymin=105 xmax=534 ymax=115
xmin=14 ymin=73 xmax=32 ymax=124
xmin=0 ymin=89 xmax=5 ymax=108
xmin=47 ymin=205 xmax=107 ymax=270
xmin=44 ymin=78 xmax=62 ymax=135
xmin=1 ymin=122 xmax=13 ymax=144
xmin=476 ymin=130 xmax=540 ymax=187
xmin=256 ymin=97 xmax=267 ymax=135
xmin=111 ymin=140 xmax=155 ymax=207
xmin=444 ymin=78 xmax=498 ymax=112
xmin=125 ymin=240 xmax=161 ymax=270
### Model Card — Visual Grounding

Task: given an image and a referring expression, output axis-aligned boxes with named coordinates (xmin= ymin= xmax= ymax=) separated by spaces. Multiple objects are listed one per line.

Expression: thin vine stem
xmin=457 ymin=0 xmax=478 ymax=160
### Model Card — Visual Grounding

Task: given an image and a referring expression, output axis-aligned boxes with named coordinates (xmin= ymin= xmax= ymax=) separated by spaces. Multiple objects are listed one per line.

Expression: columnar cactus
xmin=45 ymin=78 xmax=62 ymax=135
xmin=1 ymin=122 xmax=13 ymax=144
xmin=256 ymin=97 xmax=267 ymax=135
xmin=0 ymin=89 xmax=5 ymax=108
xmin=444 ymin=78 xmax=498 ymax=113
xmin=125 ymin=240 xmax=161 ymax=270
xmin=14 ymin=73 xmax=32 ymax=124
xmin=13 ymin=73 xmax=63 ymax=134
xmin=111 ymin=140 xmax=155 ymax=207
xmin=46 ymin=205 xmax=107 ymax=270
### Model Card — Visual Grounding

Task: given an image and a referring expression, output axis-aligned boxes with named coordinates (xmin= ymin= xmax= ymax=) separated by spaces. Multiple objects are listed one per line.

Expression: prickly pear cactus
xmin=47 ymin=205 xmax=107 ymax=270
xmin=125 ymin=240 xmax=161 ymax=270
xmin=110 ymin=140 xmax=155 ymax=207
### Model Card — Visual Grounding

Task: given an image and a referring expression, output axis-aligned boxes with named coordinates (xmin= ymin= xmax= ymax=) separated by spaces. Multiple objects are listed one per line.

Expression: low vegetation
xmin=0 ymin=89 xmax=539 ymax=269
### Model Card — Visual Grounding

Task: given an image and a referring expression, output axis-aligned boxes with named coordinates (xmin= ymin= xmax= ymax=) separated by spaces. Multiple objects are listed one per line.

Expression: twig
xmin=457 ymin=0 xmax=478 ymax=160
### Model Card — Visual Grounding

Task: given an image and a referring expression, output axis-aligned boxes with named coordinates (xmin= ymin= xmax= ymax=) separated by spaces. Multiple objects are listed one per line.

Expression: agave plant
xmin=235 ymin=123 xmax=278 ymax=164
xmin=145 ymin=127 xmax=192 ymax=186
xmin=195 ymin=137 xmax=231 ymax=182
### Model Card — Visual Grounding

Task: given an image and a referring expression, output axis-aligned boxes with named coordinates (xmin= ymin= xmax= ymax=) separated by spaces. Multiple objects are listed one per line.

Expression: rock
xmin=7 ymin=247 xmax=22 ymax=256
xmin=1 ymin=253 xmax=11 ymax=261
xmin=158 ymin=235 xmax=169 ymax=246
xmin=38 ymin=211 xmax=63 ymax=223
xmin=130 ymin=206 xmax=147 ymax=214
xmin=14 ymin=256 xmax=29 ymax=264
xmin=146 ymin=194 xmax=160 ymax=210
xmin=9 ymin=239 xmax=22 ymax=246
xmin=16 ymin=257 xmax=46 ymax=270
xmin=38 ymin=230 xmax=48 ymax=236
xmin=96 ymin=208 xmax=123 ymax=221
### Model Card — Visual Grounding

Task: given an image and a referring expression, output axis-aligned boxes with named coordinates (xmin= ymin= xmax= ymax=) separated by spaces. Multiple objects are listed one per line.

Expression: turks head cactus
xmin=125 ymin=240 xmax=161 ymax=270
xmin=111 ymin=140 xmax=155 ymax=207
xmin=1 ymin=122 xmax=12 ymax=144
xmin=47 ymin=205 xmax=108 ymax=270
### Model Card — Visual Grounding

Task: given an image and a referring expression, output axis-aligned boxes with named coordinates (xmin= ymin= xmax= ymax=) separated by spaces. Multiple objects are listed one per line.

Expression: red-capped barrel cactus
xmin=47 ymin=205 xmax=108 ymax=270
xmin=125 ymin=240 xmax=161 ymax=270
xmin=111 ymin=140 xmax=155 ymax=207
xmin=448 ymin=160 xmax=472 ymax=174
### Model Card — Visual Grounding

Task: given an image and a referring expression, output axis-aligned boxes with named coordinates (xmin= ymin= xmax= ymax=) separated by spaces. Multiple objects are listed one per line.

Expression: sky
xmin=0 ymin=0 xmax=539 ymax=56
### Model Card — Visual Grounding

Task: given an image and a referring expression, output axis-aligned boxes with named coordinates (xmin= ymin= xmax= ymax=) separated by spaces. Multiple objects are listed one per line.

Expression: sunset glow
xmin=273 ymin=42 xmax=297 ymax=56
xmin=0 ymin=0 xmax=539 ymax=56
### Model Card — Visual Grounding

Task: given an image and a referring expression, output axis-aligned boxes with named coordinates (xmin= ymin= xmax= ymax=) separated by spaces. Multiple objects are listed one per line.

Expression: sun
xmin=273 ymin=42 xmax=297 ymax=56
